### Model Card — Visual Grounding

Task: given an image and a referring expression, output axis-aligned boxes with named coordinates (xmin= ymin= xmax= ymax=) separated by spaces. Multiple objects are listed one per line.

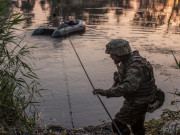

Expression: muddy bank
xmin=36 ymin=122 xmax=158 ymax=135
xmin=38 ymin=122 xmax=116 ymax=135
xmin=38 ymin=120 xmax=180 ymax=135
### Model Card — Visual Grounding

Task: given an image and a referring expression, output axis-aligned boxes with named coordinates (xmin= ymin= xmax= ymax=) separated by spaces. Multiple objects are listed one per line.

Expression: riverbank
xmin=36 ymin=122 xmax=158 ymax=135
xmin=36 ymin=117 xmax=180 ymax=135
xmin=37 ymin=122 xmax=116 ymax=135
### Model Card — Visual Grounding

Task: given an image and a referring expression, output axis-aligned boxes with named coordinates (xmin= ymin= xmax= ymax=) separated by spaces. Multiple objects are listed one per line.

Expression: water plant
xmin=171 ymin=50 xmax=180 ymax=69
xmin=0 ymin=0 xmax=41 ymax=134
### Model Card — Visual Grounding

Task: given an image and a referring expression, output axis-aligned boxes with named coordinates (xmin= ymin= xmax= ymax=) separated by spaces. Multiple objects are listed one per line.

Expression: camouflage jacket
xmin=106 ymin=50 xmax=157 ymax=100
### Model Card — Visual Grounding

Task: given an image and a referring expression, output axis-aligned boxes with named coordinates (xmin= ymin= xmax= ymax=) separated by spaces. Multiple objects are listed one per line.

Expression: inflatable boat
xmin=32 ymin=26 xmax=56 ymax=35
xmin=32 ymin=19 xmax=86 ymax=38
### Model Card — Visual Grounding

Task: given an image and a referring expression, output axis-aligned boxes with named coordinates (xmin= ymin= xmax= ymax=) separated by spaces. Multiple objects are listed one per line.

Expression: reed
xmin=171 ymin=50 xmax=180 ymax=69
xmin=0 ymin=0 xmax=41 ymax=134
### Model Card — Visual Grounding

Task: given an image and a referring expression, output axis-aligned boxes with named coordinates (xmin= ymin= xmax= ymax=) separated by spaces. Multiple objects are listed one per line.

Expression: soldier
xmin=52 ymin=13 xmax=60 ymax=28
xmin=93 ymin=39 xmax=160 ymax=135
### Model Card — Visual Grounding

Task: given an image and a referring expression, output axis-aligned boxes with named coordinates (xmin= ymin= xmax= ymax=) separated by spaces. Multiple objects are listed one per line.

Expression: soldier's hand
xmin=93 ymin=89 xmax=107 ymax=96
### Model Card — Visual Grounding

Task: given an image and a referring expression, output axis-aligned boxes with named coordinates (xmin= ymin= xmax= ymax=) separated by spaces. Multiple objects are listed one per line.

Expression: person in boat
xmin=51 ymin=13 xmax=69 ymax=29
xmin=59 ymin=20 xmax=78 ymax=28
xmin=52 ymin=13 xmax=60 ymax=28
xmin=93 ymin=39 xmax=164 ymax=135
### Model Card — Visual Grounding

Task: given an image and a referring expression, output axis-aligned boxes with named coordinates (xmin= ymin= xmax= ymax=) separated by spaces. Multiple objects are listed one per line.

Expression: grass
xmin=0 ymin=0 xmax=42 ymax=134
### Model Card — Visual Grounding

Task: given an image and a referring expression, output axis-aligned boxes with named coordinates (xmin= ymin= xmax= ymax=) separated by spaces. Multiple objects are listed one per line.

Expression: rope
xmin=60 ymin=47 xmax=75 ymax=128
xmin=68 ymin=37 xmax=122 ymax=135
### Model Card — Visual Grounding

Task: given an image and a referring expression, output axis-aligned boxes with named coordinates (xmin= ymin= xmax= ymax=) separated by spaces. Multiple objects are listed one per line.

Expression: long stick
xmin=68 ymin=37 xmax=122 ymax=135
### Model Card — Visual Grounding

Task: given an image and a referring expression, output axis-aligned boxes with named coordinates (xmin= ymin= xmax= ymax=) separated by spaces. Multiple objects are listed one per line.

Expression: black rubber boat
xmin=32 ymin=19 xmax=86 ymax=38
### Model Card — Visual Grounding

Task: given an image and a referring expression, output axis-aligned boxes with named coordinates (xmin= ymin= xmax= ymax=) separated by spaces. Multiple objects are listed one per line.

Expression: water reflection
xmin=133 ymin=9 xmax=166 ymax=27
xmin=167 ymin=0 xmax=180 ymax=34
xmin=13 ymin=0 xmax=180 ymax=34
xmin=13 ymin=0 xmax=35 ymax=27
xmin=40 ymin=0 xmax=46 ymax=11
xmin=132 ymin=0 xmax=180 ymax=33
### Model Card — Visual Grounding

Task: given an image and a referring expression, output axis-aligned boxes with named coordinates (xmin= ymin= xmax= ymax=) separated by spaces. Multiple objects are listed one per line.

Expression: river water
xmin=13 ymin=0 xmax=180 ymax=129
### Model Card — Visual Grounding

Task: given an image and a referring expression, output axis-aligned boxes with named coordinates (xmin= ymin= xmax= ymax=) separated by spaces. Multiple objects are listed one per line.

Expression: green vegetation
xmin=171 ymin=50 xmax=180 ymax=69
xmin=145 ymin=85 xmax=180 ymax=134
xmin=145 ymin=51 xmax=180 ymax=134
xmin=0 ymin=0 xmax=41 ymax=134
xmin=145 ymin=109 xmax=180 ymax=134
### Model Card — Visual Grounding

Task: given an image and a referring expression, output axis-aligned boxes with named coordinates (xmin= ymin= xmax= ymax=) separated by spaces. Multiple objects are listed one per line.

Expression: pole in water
xmin=68 ymin=37 xmax=122 ymax=135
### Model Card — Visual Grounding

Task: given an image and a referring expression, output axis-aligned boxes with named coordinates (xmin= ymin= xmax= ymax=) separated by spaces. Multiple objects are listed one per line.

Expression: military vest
xmin=117 ymin=50 xmax=156 ymax=97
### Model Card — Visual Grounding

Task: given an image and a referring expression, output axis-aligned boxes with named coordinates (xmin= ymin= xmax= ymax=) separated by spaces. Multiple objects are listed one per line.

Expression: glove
xmin=93 ymin=89 xmax=108 ymax=96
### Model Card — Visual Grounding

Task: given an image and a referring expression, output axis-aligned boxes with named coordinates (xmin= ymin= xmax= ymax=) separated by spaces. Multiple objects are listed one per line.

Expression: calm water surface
xmin=13 ymin=0 xmax=180 ymax=128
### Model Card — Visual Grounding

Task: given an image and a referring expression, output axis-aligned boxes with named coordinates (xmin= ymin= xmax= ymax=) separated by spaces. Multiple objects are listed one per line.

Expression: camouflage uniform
xmin=100 ymin=39 xmax=157 ymax=135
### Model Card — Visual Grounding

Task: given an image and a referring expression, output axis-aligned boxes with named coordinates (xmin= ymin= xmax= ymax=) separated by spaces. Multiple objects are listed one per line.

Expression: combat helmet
xmin=105 ymin=39 xmax=132 ymax=56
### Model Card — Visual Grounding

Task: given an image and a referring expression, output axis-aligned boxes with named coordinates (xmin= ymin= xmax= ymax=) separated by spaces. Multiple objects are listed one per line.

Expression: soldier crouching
xmin=93 ymin=39 xmax=164 ymax=135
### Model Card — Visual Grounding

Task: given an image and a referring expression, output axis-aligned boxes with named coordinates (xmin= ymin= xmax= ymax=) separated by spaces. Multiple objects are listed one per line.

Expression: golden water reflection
xmin=13 ymin=0 xmax=180 ymax=34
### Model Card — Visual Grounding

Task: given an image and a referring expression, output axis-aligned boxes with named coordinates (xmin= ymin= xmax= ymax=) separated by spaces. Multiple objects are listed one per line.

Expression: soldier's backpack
xmin=147 ymin=88 xmax=165 ymax=113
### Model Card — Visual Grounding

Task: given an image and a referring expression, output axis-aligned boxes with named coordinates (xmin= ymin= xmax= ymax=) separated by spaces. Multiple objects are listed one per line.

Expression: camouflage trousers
xmin=114 ymin=99 xmax=148 ymax=125
xmin=114 ymin=93 xmax=156 ymax=125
